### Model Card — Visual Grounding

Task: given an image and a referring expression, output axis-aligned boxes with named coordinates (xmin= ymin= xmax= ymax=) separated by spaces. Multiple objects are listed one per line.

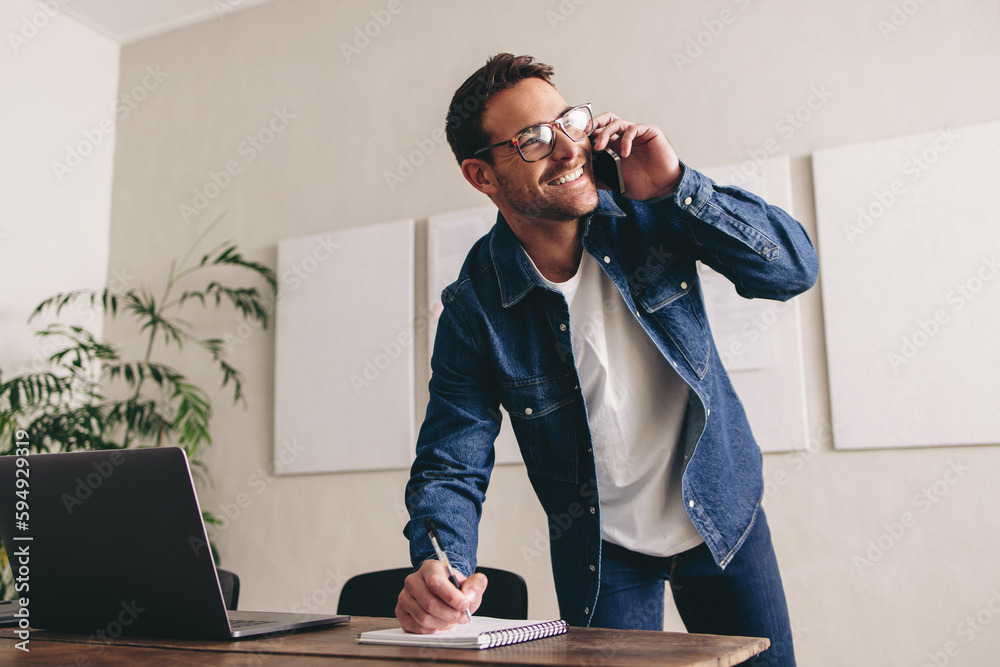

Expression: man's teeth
xmin=551 ymin=167 xmax=584 ymax=185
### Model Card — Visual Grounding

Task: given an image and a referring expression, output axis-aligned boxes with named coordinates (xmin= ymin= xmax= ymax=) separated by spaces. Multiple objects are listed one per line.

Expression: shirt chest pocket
xmin=633 ymin=263 xmax=711 ymax=378
xmin=500 ymin=374 xmax=579 ymax=484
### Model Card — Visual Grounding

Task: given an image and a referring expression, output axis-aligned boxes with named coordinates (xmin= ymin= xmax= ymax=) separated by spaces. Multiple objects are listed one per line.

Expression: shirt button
xmin=680 ymin=281 xmax=688 ymax=290
xmin=524 ymin=407 xmax=533 ymax=416
xmin=603 ymin=256 xmax=611 ymax=264
xmin=559 ymin=324 xmax=567 ymax=331
xmin=589 ymin=506 xmax=596 ymax=514
xmin=589 ymin=564 xmax=596 ymax=572
xmin=671 ymin=361 xmax=678 ymax=369
xmin=706 ymin=408 xmax=711 ymax=417
xmin=684 ymin=196 xmax=693 ymax=206
xmin=688 ymin=500 xmax=695 ymax=508
xmin=584 ymin=607 xmax=589 ymax=615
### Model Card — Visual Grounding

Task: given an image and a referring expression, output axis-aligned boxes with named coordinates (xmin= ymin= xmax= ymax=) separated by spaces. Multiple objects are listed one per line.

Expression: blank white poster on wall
xmin=813 ymin=121 xmax=1000 ymax=449
xmin=274 ymin=219 xmax=415 ymax=473
xmin=696 ymin=157 xmax=810 ymax=452
xmin=427 ymin=205 xmax=521 ymax=465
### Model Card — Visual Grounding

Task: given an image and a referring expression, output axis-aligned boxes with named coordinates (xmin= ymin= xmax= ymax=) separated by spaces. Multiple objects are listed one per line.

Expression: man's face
xmin=479 ymin=78 xmax=600 ymax=225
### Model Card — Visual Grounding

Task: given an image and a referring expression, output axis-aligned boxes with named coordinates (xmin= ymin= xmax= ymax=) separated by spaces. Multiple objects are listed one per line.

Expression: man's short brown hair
xmin=445 ymin=53 xmax=555 ymax=165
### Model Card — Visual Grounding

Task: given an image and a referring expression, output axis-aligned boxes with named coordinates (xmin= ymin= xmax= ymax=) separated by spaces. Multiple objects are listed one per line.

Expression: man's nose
xmin=549 ymin=127 xmax=585 ymax=162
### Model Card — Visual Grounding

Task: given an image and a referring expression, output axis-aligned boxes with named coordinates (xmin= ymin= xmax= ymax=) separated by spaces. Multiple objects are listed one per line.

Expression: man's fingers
xmin=394 ymin=562 xmax=492 ymax=633
xmin=396 ymin=568 xmax=464 ymax=633
xmin=425 ymin=564 xmax=473 ymax=613
xmin=461 ymin=572 xmax=488 ymax=613
xmin=591 ymin=112 xmax=625 ymax=151
xmin=592 ymin=112 xmax=667 ymax=156
xmin=619 ymin=123 xmax=639 ymax=158
xmin=396 ymin=595 xmax=458 ymax=634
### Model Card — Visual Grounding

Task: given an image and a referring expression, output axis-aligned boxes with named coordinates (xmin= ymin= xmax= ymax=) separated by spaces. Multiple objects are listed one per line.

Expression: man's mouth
xmin=547 ymin=166 xmax=585 ymax=186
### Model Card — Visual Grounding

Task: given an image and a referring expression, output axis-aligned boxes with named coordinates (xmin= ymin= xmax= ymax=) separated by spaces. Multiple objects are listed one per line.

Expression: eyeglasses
xmin=472 ymin=103 xmax=594 ymax=163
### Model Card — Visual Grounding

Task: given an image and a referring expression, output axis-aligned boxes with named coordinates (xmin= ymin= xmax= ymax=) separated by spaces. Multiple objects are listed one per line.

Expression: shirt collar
xmin=489 ymin=190 xmax=625 ymax=308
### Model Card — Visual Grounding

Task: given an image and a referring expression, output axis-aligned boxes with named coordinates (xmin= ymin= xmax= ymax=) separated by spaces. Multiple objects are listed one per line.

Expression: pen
xmin=423 ymin=516 xmax=473 ymax=623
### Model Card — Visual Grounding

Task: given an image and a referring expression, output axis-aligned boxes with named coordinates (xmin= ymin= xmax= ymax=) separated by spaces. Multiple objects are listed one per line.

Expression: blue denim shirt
xmin=404 ymin=163 xmax=818 ymax=626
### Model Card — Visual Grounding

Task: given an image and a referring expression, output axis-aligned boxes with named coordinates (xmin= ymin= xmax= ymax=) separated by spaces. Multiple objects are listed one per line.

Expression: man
xmin=397 ymin=53 xmax=817 ymax=666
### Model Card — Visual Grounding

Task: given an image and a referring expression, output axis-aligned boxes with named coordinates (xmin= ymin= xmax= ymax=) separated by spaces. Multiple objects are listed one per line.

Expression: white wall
xmin=0 ymin=0 xmax=118 ymax=375
xmin=100 ymin=1 xmax=1000 ymax=666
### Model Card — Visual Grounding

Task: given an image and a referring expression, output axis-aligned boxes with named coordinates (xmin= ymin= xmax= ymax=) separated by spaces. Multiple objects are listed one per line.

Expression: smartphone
xmin=591 ymin=141 xmax=625 ymax=195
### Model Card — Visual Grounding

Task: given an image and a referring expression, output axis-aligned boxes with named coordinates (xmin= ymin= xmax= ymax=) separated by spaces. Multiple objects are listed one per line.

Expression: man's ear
xmin=461 ymin=158 xmax=500 ymax=196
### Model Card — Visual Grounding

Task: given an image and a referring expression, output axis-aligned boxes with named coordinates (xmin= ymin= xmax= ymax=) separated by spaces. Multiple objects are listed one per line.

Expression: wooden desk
xmin=1 ymin=616 xmax=768 ymax=666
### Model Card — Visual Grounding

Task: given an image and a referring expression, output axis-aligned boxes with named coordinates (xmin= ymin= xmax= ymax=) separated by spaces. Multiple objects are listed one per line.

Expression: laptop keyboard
xmin=230 ymin=618 xmax=274 ymax=629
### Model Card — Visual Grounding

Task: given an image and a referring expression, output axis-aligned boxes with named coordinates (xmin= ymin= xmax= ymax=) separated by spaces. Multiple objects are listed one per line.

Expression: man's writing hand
xmin=395 ymin=559 xmax=488 ymax=634
xmin=591 ymin=112 xmax=682 ymax=201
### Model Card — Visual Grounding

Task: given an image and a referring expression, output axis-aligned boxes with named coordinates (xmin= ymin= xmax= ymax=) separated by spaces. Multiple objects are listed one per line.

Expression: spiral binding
xmin=481 ymin=619 xmax=567 ymax=648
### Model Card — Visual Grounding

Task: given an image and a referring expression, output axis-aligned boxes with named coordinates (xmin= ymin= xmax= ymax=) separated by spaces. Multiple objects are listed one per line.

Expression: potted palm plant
xmin=0 ymin=214 xmax=276 ymax=598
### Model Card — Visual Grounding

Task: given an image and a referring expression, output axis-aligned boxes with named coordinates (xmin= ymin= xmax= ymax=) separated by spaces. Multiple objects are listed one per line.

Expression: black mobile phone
xmin=591 ymin=141 xmax=625 ymax=195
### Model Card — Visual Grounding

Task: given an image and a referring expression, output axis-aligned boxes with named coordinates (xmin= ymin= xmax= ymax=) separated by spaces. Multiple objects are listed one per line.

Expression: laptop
xmin=0 ymin=447 xmax=349 ymax=639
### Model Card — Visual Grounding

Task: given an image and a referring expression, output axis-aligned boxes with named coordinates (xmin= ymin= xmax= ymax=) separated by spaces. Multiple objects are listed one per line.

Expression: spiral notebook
xmin=357 ymin=616 xmax=567 ymax=649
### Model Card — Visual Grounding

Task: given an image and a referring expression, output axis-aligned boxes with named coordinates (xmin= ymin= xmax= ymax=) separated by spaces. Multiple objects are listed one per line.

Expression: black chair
xmin=337 ymin=566 xmax=528 ymax=620
xmin=217 ymin=568 xmax=240 ymax=610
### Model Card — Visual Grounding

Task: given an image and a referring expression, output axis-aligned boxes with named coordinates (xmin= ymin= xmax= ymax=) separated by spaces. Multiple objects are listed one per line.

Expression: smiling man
xmin=398 ymin=53 xmax=818 ymax=666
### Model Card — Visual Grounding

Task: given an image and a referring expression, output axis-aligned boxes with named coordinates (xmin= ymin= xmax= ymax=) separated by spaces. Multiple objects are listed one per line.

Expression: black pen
xmin=424 ymin=517 xmax=473 ymax=623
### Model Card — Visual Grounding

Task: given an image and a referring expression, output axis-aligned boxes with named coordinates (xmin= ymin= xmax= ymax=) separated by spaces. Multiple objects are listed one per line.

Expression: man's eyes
xmin=520 ymin=126 xmax=553 ymax=145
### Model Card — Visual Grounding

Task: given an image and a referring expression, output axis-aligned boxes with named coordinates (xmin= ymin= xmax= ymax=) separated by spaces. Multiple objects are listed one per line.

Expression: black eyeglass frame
xmin=471 ymin=103 xmax=594 ymax=163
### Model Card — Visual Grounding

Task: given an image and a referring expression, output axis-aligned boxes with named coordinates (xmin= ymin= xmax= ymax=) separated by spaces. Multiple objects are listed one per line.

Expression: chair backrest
xmin=337 ymin=566 xmax=528 ymax=620
xmin=216 ymin=569 xmax=240 ymax=611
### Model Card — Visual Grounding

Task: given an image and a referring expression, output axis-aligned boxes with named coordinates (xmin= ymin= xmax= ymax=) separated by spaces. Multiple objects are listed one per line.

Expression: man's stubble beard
xmin=493 ymin=155 xmax=600 ymax=225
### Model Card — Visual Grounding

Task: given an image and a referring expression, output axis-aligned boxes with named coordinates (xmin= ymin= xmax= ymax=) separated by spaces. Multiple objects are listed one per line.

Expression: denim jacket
xmin=404 ymin=163 xmax=819 ymax=627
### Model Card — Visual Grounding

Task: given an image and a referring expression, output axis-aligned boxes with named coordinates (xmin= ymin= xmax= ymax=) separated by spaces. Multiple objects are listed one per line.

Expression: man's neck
xmin=508 ymin=215 xmax=584 ymax=283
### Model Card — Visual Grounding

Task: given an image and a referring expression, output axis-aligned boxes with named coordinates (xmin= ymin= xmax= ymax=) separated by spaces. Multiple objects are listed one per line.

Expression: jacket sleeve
xmin=403 ymin=294 xmax=501 ymax=577
xmin=652 ymin=162 xmax=819 ymax=301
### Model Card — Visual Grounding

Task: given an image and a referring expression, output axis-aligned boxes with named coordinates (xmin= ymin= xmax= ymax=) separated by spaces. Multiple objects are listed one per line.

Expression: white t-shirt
xmin=525 ymin=249 xmax=703 ymax=557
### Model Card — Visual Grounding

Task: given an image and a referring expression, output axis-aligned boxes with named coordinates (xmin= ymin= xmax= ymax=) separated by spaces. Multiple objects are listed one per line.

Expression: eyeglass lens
xmin=517 ymin=106 xmax=593 ymax=161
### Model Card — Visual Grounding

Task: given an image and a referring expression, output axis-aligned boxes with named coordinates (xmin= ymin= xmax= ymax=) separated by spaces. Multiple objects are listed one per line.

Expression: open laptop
xmin=0 ymin=447 xmax=348 ymax=639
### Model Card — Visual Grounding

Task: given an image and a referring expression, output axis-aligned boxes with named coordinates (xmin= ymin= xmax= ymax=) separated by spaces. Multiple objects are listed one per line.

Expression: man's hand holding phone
xmin=590 ymin=112 xmax=683 ymax=201
xmin=395 ymin=559 xmax=488 ymax=634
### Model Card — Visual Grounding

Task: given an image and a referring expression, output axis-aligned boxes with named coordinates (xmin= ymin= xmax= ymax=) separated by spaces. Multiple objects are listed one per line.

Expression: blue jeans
xmin=590 ymin=510 xmax=795 ymax=666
